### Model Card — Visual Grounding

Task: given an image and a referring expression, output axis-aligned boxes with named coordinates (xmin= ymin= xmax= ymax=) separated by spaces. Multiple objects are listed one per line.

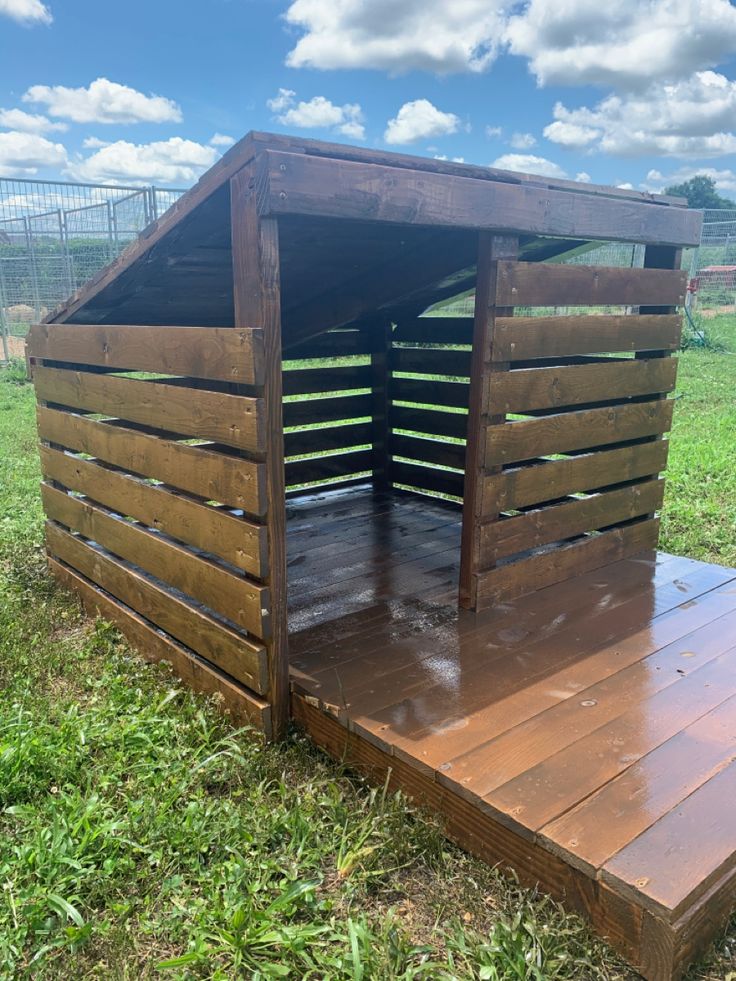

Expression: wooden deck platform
xmin=287 ymin=484 xmax=736 ymax=981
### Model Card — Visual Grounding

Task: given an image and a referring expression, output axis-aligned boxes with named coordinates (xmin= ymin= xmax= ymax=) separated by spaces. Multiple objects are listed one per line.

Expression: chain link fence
xmin=0 ymin=177 xmax=185 ymax=360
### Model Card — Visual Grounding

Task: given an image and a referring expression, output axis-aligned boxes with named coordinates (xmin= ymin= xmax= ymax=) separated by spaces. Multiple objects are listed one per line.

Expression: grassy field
xmin=0 ymin=323 xmax=734 ymax=979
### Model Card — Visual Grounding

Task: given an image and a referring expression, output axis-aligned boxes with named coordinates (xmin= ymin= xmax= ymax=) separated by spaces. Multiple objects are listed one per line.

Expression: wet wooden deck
xmin=286 ymin=484 xmax=736 ymax=981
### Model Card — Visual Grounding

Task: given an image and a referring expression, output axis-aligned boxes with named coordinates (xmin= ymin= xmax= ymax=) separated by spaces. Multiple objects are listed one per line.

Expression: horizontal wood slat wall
xmin=27 ymin=322 xmax=274 ymax=737
xmin=388 ymin=316 xmax=472 ymax=501
xmin=283 ymin=326 xmax=374 ymax=493
xmin=465 ymin=260 xmax=681 ymax=609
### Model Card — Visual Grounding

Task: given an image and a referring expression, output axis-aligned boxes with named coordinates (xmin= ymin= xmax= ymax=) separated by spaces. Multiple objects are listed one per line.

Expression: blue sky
xmin=1 ymin=0 xmax=736 ymax=196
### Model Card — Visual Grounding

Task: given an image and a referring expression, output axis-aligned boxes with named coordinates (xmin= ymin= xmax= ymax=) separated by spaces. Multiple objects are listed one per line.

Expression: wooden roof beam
xmin=257 ymin=151 xmax=702 ymax=248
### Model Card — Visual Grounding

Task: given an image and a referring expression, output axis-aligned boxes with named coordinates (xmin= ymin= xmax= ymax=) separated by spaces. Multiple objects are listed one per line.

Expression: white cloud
xmin=617 ymin=182 xmax=634 ymax=189
xmin=67 ymin=137 xmax=218 ymax=185
xmin=0 ymin=130 xmax=66 ymax=177
xmin=82 ymin=136 xmax=110 ymax=149
xmin=210 ymin=133 xmax=236 ymax=147
xmin=0 ymin=107 xmax=66 ymax=133
xmin=510 ymin=131 xmax=536 ymax=150
xmin=0 ymin=0 xmax=51 ymax=25
xmin=385 ymin=99 xmax=460 ymax=145
xmin=485 ymin=125 xmax=502 ymax=138
xmin=544 ymin=71 xmax=736 ymax=158
xmin=267 ymin=90 xmax=365 ymax=139
xmin=643 ymin=165 xmax=736 ymax=197
xmin=284 ymin=0 xmax=506 ymax=73
xmin=576 ymin=171 xmax=592 ymax=183
xmin=434 ymin=154 xmax=466 ymax=163
xmin=492 ymin=153 xmax=568 ymax=179
xmin=506 ymin=0 xmax=736 ymax=91
xmin=23 ymin=77 xmax=182 ymax=125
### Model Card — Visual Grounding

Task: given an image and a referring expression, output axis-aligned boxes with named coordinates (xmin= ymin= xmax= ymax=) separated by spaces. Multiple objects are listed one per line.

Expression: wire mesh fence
xmin=0 ymin=177 xmax=186 ymax=359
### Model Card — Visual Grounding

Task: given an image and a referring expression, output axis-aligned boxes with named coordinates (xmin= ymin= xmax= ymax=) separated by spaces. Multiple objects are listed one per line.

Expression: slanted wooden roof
xmin=48 ymin=131 xmax=700 ymax=346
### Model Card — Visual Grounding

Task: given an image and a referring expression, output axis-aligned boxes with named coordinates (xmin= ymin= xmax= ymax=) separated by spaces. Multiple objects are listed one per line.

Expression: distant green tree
xmin=664 ymin=175 xmax=735 ymax=209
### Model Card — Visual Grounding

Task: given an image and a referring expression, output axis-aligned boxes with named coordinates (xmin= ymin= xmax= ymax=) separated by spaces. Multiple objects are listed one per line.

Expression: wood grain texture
xmin=36 ymin=406 xmax=266 ymax=515
xmin=46 ymin=521 xmax=268 ymax=693
xmin=479 ymin=480 xmax=664 ymax=565
xmin=485 ymin=400 xmax=674 ymax=465
xmin=40 ymin=445 xmax=268 ymax=578
xmin=33 ymin=366 xmax=265 ymax=452
xmin=262 ymin=151 xmax=702 ymax=246
xmin=27 ymin=323 xmax=265 ymax=384
xmin=49 ymin=556 xmax=271 ymax=734
xmin=488 ymin=357 xmax=677 ymax=414
xmin=474 ymin=518 xmax=660 ymax=606
xmin=231 ymin=168 xmax=290 ymax=740
xmin=494 ymin=262 xmax=688 ymax=307
xmin=492 ymin=314 xmax=682 ymax=361
xmin=42 ymin=483 xmax=269 ymax=639
xmin=482 ymin=440 xmax=670 ymax=512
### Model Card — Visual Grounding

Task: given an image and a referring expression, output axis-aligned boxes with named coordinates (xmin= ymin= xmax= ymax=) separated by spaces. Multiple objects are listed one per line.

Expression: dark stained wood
xmin=36 ymin=407 xmax=266 ymax=515
xmin=486 ymin=399 xmax=674 ymax=465
xmin=393 ymin=317 xmax=474 ymax=346
xmin=47 ymin=522 xmax=268 ymax=694
xmin=33 ymin=366 xmax=265 ymax=453
xmin=475 ymin=518 xmax=660 ymax=606
xmin=541 ymin=692 xmax=736 ymax=876
xmin=42 ymin=483 xmax=269 ymax=639
xmin=391 ymin=376 xmax=470 ymax=410
xmin=494 ymin=262 xmax=688 ymax=307
xmin=283 ymin=393 xmax=372 ymax=427
xmin=369 ymin=316 xmax=393 ymax=490
xmin=460 ymin=233 xmax=518 ymax=608
xmin=488 ymin=358 xmax=678 ymax=414
xmin=261 ymin=151 xmax=702 ymax=246
xmin=282 ymin=363 xmax=372 ymax=397
xmin=286 ymin=328 xmax=370 ymax=360
xmin=392 ymin=346 xmax=471 ymax=378
xmin=284 ymin=422 xmax=372 ymax=458
xmin=479 ymin=480 xmax=664 ymax=565
xmin=391 ymin=405 xmax=468 ymax=440
xmin=492 ymin=314 xmax=682 ymax=361
xmin=390 ymin=433 xmax=465 ymax=470
xmin=231 ymin=167 xmax=290 ymax=740
xmin=392 ymin=460 xmax=464 ymax=499
xmin=40 ymin=445 xmax=268 ymax=578
xmin=483 ymin=440 xmax=670 ymax=512
xmin=27 ymin=323 xmax=265 ymax=384
xmin=50 ymin=556 xmax=271 ymax=734
xmin=285 ymin=449 xmax=372 ymax=487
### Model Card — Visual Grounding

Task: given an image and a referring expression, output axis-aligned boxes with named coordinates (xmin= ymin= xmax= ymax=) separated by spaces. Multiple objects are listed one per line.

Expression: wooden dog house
xmin=27 ymin=133 xmax=736 ymax=980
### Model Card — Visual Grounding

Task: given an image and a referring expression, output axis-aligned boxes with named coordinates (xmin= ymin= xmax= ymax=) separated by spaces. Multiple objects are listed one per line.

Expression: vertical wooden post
xmin=230 ymin=164 xmax=289 ymax=740
xmin=459 ymin=233 xmax=518 ymax=610
xmin=370 ymin=316 xmax=393 ymax=492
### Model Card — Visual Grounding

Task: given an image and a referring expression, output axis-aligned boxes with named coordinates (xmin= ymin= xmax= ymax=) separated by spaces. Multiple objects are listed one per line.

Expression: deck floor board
xmin=286 ymin=485 xmax=736 ymax=980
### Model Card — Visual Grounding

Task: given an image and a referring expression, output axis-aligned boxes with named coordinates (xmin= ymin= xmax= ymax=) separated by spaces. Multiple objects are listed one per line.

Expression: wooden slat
xmin=42 ymin=483 xmax=269 ymax=639
xmin=36 ymin=407 xmax=265 ymax=515
xmin=488 ymin=358 xmax=677 ymax=414
xmin=495 ymin=262 xmax=688 ymax=308
xmin=541 ymin=693 xmax=736 ymax=876
xmin=40 ymin=445 xmax=267 ymax=578
xmin=483 ymin=441 xmax=669 ymax=512
xmin=392 ymin=459 xmax=464 ymax=498
xmin=285 ymin=449 xmax=372 ymax=486
xmin=479 ymin=480 xmax=665 ymax=566
xmin=492 ymin=314 xmax=682 ymax=361
xmin=391 ymin=404 xmax=468 ymax=440
xmin=262 ymin=151 xmax=702 ymax=246
xmin=286 ymin=329 xmax=370 ymax=360
xmin=46 ymin=522 xmax=268 ymax=694
xmin=284 ymin=421 xmax=371 ymax=457
xmin=390 ymin=432 xmax=466 ymax=470
xmin=33 ymin=366 xmax=265 ymax=453
xmin=282 ymin=363 xmax=371 ymax=396
xmin=27 ymin=323 xmax=265 ymax=384
xmin=391 ymin=347 xmax=471 ymax=377
xmin=283 ymin=393 xmax=371 ymax=427
xmin=391 ymin=376 xmax=470 ymax=410
xmin=393 ymin=317 xmax=473 ymax=345
xmin=486 ymin=400 xmax=674 ymax=465
xmin=49 ymin=556 xmax=271 ymax=734
xmin=601 ymin=756 xmax=736 ymax=921
xmin=474 ymin=518 xmax=660 ymax=607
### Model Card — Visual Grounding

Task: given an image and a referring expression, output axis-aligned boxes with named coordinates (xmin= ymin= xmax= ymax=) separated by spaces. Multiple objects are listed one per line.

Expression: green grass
xmin=0 ymin=340 xmax=735 ymax=979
